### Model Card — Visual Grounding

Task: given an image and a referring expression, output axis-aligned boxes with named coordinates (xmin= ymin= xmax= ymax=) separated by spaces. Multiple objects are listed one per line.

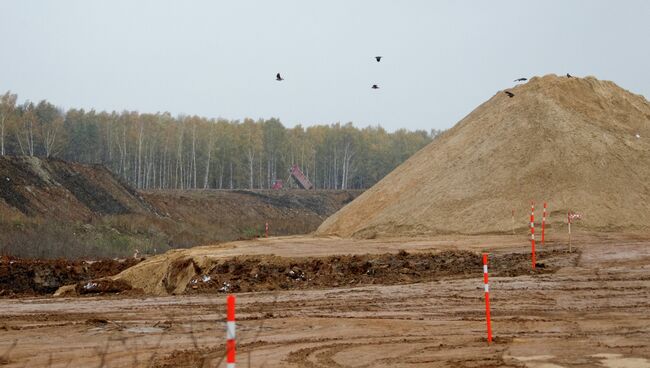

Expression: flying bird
xmin=276 ymin=73 xmax=283 ymax=81
xmin=566 ymin=73 xmax=572 ymax=78
xmin=514 ymin=78 xmax=527 ymax=82
xmin=375 ymin=56 xmax=382 ymax=62
xmin=371 ymin=84 xmax=379 ymax=89
xmin=504 ymin=91 xmax=514 ymax=98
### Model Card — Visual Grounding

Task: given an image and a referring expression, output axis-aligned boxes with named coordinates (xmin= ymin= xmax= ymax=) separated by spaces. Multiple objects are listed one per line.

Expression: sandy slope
xmin=317 ymin=75 xmax=650 ymax=238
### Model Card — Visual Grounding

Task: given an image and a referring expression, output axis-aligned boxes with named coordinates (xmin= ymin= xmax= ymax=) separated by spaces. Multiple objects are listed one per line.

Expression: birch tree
xmin=0 ymin=91 xmax=17 ymax=156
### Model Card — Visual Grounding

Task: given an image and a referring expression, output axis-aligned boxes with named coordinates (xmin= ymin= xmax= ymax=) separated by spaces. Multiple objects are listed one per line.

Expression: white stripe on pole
xmin=227 ymin=321 xmax=236 ymax=340
xmin=484 ymin=284 xmax=489 ymax=292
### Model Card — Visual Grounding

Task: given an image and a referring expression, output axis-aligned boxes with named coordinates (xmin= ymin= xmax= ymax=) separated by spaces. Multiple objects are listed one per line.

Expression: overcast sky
xmin=1 ymin=1 xmax=648 ymax=132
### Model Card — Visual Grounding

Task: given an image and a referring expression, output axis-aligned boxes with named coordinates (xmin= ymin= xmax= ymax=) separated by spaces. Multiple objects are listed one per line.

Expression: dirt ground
xmin=1 ymin=232 xmax=650 ymax=367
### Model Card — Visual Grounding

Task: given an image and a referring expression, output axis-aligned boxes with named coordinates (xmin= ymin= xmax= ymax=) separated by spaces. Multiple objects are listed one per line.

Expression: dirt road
xmin=1 ymin=233 xmax=650 ymax=367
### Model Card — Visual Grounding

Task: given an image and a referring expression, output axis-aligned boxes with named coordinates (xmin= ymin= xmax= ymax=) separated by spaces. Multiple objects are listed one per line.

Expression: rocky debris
xmin=76 ymin=278 xmax=133 ymax=295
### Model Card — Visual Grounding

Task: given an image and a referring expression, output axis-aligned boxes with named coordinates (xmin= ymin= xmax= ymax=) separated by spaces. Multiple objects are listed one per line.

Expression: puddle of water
xmin=516 ymin=355 xmax=556 ymax=362
xmin=510 ymin=355 xmax=565 ymax=368
xmin=592 ymin=354 xmax=623 ymax=359
xmin=592 ymin=353 xmax=650 ymax=368
xmin=125 ymin=327 xmax=164 ymax=334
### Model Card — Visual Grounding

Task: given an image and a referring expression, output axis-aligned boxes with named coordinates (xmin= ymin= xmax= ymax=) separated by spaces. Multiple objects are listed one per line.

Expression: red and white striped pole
xmin=541 ymin=202 xmax=547 ymax=244
xmin=530 ymin=201 xmax=536 ymax=269
xmin=568 ymin=210 xmax=572 ymax=252
xmin=483 ymin=253 xmax=493 ymax=344
xmin=265 ymin=222 xmax=269 ymax=238
xmin=226 ymin=295 xmax=236 ymax=368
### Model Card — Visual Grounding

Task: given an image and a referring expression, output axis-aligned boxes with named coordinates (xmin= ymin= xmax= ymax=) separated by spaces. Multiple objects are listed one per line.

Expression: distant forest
xmin=0 ymin=91 xmax=438 ymax=190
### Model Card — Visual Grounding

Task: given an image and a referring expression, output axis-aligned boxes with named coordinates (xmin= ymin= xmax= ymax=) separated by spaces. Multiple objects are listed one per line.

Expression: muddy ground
xmin=0 ymin=233 xmax=649 ymax=367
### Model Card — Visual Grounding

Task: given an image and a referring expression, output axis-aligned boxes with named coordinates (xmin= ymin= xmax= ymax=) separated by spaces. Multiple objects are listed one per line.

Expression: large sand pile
xmin=317 ymin=74 xmax=650 ymax=238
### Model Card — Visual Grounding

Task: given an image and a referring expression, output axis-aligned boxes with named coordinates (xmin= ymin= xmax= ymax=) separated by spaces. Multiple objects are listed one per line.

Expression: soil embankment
xmin=0 ymin=256 xmax=140 ymax=297
xmin=141 ymin=189 xmax=358 ymax=246
xmin=53 ymin=234 xmax=580 ymax=297
xmin=0 ymin=156 xmax=360 ymax=259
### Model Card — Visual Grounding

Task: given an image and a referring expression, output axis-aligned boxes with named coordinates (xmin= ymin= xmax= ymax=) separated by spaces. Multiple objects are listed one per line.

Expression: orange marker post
xmin=530 ymin=202 xmax=536 ymax=269
xmin=483 ymin=253 xmax=493 ymax=344
xmin=226 ymin=295 xmax=236 ymax=368
xmin=542 ymin=202 xmax=547 ymax=244
xmin=568 ymin=210 xmax=572 ymax=252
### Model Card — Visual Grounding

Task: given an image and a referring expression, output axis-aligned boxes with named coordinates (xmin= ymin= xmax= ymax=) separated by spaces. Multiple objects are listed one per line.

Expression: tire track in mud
xmin=150 ymin=243 xmax=650 ymax=368
xmin=4 ymin=239 xmax=650 ymax=367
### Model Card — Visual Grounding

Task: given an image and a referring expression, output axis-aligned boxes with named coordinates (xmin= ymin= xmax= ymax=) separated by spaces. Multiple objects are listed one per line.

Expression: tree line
xmin=0 ymin=91 xmax=438 ymax=190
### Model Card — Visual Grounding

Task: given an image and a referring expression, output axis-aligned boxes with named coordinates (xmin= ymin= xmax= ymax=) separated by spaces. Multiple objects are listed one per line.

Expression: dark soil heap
xmin=317 ymin=75 xmax=650 ymax=237
xmin=0 ymin=256 xmax=139 ymax=296
xmin=0 ymin=156 xmax=152 ymax=221
xmin=0 ymin=156 xmax=360 ymax=259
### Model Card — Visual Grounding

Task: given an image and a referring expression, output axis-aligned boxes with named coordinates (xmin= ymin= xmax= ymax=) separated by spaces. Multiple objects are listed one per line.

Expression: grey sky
xmin=1 ymin=1 xmax=648 ymax=132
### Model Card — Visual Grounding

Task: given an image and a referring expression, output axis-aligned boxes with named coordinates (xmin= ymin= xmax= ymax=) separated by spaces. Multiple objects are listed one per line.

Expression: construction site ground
xmin=1 ymin=232 xmax=650 ymax=367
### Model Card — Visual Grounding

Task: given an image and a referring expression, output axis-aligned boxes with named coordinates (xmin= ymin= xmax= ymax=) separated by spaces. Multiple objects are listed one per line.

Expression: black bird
xmin=514 ymin=78 xmax=527 ymax=82
xmin=371 ymin=84 xmax=379 ymax=89
xmin=566 ymin=73 xmax=572 ymax=78
xmin=276 ymin=73 xmax=284 ymax=81
xmin=505 ymin=91 xmax=514 ymax=98
xmin=375 ymin=56 xmax=382 ymax=62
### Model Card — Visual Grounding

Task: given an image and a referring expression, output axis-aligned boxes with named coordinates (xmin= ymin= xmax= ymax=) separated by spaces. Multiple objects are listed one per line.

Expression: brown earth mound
xmin=58 ymin=248 xmax=575 ymax=297
xmin=141 ymin=189 xmax=359 ymax=246
xmin=183 ymin=249 xmax=570 ymax=294
xmin=316 ymin=74 xmax=650 ymax=238
xmin=0 ymin=256 xmax=140 ymax=296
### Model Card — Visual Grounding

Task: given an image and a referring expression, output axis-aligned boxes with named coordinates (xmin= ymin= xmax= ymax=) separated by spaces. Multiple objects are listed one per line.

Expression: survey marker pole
xmin=566 ymin=211 xmax=571 ymax=253
xmin=226 ymin=295 xmax=236 ymax=368
xmin=530 ymin=202 xmax=536 ymax=269
xmin=483 ymin=253 xmax=493 ymax=344
xmin=542 ymin=202 xmax=547 ymax=244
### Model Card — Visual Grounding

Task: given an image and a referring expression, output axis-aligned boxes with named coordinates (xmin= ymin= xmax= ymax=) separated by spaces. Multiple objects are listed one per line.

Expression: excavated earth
xmin=0 ymin=156 xmax=361 ymax=259
xmin=52 ymin=236 xmax=570 ymax=298
xmin=317 ymin=75 xmax=650 ymax=238
xmin=0 ymin=233 xmax=649 ymax=367
xmin=0 ymin=257 xmax=140 ymax=297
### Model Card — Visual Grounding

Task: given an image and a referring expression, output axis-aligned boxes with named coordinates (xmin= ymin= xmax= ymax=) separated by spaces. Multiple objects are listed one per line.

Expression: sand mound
xmin=316 ymin=74 xmax=650 ymax=238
